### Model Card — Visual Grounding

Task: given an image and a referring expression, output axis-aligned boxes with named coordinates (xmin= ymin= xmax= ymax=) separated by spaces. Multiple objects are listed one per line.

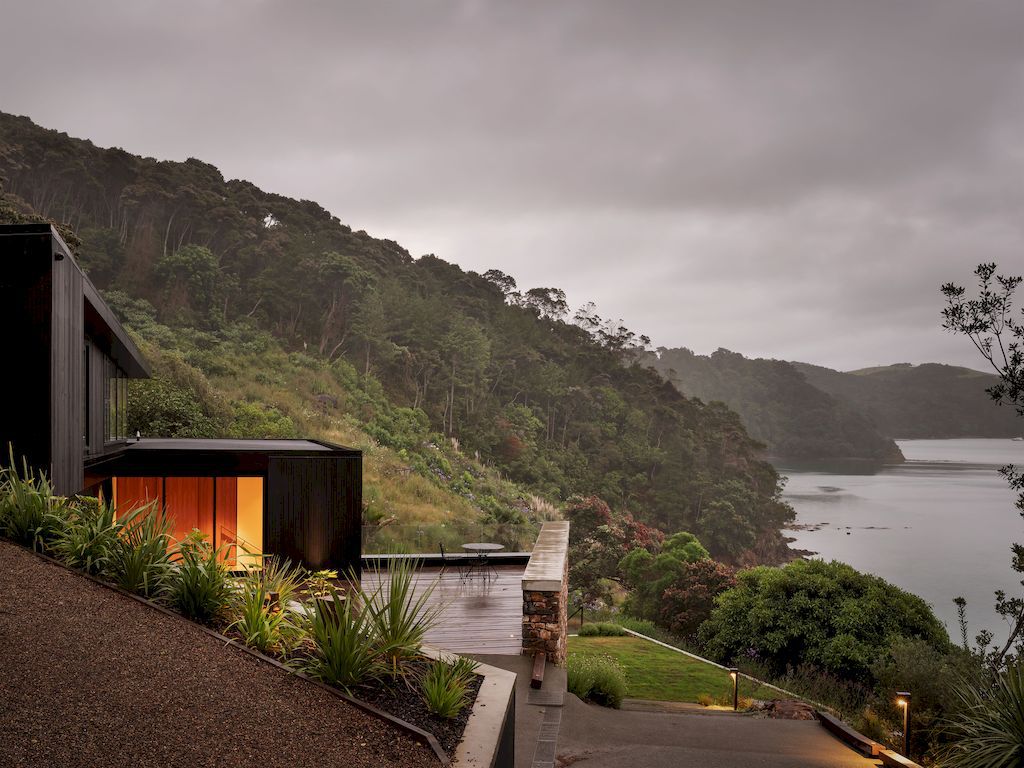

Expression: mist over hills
xmin=647 ymin=348 xmax=1017 ymax=461
xmin=793 ymin=361 xmax=1019 ymax=440
xmin=0 ymin=111 xmax=793 ymax=563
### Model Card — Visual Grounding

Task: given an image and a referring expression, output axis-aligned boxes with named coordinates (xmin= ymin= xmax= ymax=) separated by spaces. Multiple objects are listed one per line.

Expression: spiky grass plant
xmin=105 ymin=502 xmax=173 ymax=598
xmin=260 ymin=556 xmax=306 ymax=606
xmin=419 ymin=659 xmax=473 ymax=719
xmin=0 ymin=454 xmax=68 ymax=550
xmin=49 ymin=496 xmax=121 ymax=575
xmin=163 ymin=531 xmax=233 ymax=625
xmin=227 ymin=557 xmax=305 ymax=654
xmin=361 ymin=558 xmax=444 ymax=679
xmin=938 ymin=664 xmax=1024 ymax=768
xmin=301 ymin=587 xmax=379 ymax=693
xmin=228 ymin=581 xmax=301 ymax=654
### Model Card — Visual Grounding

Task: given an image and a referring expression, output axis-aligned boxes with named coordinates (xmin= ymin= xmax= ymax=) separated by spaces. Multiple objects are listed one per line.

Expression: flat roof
xmin=124 ymin=438 xmax=342 ymax=453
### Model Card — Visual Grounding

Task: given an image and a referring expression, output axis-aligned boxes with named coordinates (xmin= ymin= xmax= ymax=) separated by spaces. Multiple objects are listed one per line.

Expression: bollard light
xmin=729 ymin=667 xmax=739 ymax=711
xmin=896 ymin=691 xmax=911 ymax=758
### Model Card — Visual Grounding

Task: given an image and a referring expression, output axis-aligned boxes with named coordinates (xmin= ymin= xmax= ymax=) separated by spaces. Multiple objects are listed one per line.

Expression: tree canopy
xmin=698 ymin=559 xmax=949 ymax=681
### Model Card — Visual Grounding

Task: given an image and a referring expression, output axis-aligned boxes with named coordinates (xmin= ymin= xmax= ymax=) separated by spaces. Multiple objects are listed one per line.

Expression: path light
xmin=896 ymin=691 xmax=911 ymax=757
xmin=729 ymin=667 xmax=739 ymax=711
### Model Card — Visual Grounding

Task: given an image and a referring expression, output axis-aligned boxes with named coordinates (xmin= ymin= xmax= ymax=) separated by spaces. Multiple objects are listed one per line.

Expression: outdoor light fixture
xmin=896 ymin=691 xmax=911 ymax=757
xmin=729 ymin=667 xmax=739 ymax=711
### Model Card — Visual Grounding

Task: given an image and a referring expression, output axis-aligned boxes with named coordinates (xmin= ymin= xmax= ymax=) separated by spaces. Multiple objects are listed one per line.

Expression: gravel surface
xmin=0 ymin=540 xmax=437 ymax=768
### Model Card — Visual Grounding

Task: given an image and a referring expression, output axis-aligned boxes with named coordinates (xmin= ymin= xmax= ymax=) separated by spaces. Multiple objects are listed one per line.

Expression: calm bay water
xmin=779 ymin=439 xmax=1024 ymax=639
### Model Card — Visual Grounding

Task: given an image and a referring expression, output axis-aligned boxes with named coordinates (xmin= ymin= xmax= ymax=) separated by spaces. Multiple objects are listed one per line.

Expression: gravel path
xmin=0 ymin=540 xmax=437 ymax=768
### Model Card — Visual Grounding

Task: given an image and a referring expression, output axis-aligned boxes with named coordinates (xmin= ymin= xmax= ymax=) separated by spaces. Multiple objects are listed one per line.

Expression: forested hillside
xmin=645 ymin=348 xmax=904 ymax=461
xmin=794 ymin=362 xmax=1020 ymax=439
xmin=0 ymin=112 xmax=793 ymax=563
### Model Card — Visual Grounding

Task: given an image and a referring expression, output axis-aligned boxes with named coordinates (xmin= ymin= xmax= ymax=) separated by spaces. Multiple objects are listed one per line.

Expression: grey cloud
xmin=1 ymin=0 xmax=1022 ymax=370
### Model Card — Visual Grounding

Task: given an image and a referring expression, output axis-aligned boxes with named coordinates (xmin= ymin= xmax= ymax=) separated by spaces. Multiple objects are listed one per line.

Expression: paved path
xmin=471 ymin=654 xmax=567 ymax=768
xmin=557 ymin=695 xmax=881 ymax=768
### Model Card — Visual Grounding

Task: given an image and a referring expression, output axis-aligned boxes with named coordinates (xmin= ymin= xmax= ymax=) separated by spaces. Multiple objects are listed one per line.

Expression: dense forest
xmin=794 ymin=361 xmax=1020 ymax=439
xmin=644 ymin=348 xmax=904 ymax=461
xmin=0 ymin=112 xmax=793 ymax=563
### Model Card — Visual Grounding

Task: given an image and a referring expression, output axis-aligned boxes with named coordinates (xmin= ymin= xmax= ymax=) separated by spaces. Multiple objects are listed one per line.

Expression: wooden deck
xmin=361 ymin=565 xmax=525 ymax=655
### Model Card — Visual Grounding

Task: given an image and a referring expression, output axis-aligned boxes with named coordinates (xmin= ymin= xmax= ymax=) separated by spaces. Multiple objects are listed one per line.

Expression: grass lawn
xmin=569 ymin=635 xmax=786 ymax=704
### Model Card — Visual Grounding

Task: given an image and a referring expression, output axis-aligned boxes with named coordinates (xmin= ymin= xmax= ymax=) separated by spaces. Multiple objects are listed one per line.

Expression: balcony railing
xmin=361 ymin=521 xmax=538 ymax=555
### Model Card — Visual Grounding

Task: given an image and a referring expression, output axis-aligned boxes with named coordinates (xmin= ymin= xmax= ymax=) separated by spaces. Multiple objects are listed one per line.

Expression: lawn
xmin=568 ymin=635 xmax=786 ymax=704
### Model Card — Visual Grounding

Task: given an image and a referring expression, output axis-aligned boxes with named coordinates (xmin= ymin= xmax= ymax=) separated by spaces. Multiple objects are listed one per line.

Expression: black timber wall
xmin=50 ymin=237 xmax=84 ymax=493
xmin=0 ymin=230 xmax=53 ymax=481
xmin=265 ymin=454 xmax=362 ymax=573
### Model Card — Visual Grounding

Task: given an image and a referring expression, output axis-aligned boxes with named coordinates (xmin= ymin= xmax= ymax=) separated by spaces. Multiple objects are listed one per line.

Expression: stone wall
xmin=521 ymin=521 xmax=569 ymax=665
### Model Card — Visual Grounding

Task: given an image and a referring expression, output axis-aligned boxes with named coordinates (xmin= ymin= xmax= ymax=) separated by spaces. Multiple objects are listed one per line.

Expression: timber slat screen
xmin=362 ymin=565 xmax=525 ymax=655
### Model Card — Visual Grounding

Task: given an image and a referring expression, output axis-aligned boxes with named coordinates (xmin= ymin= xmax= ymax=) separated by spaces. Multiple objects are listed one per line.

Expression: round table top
xmin=461 ymin=542 xmax=505 ymax=552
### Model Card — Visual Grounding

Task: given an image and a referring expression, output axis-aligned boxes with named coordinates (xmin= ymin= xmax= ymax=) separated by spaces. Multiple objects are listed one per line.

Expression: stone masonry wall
xmin=521 ymin=551 xmax=568 ymax=665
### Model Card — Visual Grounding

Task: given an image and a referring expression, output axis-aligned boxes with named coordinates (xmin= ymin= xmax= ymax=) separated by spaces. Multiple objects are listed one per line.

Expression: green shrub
xmin=419 ymin=658 xmax=476 ymax=718
xmin=105 ymin=503 xmax=174 ymax=597
xmin=163 ymin=532 xmax=233 ymax=625
xmin=49 ymin=496 xmax=120 ymax=575
xmin=578 ymin=622 xmax=627 ymax=637
xmin=567 ymin=653 xmax=627 ymax=709
xmin=301 ymin=587 xmax=379 ymax=693
xmin=698 ymin=559 xmax=950 ymax=682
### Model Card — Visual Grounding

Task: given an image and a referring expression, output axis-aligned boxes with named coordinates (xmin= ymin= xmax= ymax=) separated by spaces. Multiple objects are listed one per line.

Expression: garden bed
xmin=0 ymin=539 xmax=437 ymax=768
xmin=355 ymin=665 xmax=483 ymax=754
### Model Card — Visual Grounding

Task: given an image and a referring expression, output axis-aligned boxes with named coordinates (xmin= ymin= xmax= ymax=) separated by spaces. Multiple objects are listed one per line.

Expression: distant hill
xmin=644 ymin=348 xmax=905 ymax=462
xmin=793 ymin=362 xmax=1019 ymax=439
xmin=0 ymin=110 xmax=796 ymax=563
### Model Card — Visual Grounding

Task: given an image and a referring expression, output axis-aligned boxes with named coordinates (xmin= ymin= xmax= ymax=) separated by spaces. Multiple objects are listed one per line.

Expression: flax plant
xmin=361 ymin=558 xmax=444 ymax=680
xmin=0 ymin=453 xmax=67 ymax=550
xmin=163 ymin=531 xmax=233 ymax=625
xmin=301 ymin=586 xmax=379 ymax=693
xmin=938 ymin=663 xmax=1024 ymax=768
xmin=228 ymin=557 xmax=305 ymax=654
xmin=105 ymin=502 xmax=173 ymax=598
xmin=419 ymin=659 xmax=475 ymax=719
xmin=49 ymin=496 xmax=120 ymax=575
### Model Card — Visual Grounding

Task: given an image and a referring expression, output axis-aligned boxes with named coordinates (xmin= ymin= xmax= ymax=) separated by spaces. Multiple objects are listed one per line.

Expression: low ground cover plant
xmin=567 ymin=653 xmax=627 ymax=709
xmin=578 ymin=622 xmax=627 ymax=637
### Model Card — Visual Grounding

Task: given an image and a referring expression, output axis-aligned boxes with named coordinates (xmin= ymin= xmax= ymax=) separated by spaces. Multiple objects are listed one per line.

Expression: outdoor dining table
xmin=460 ymin=542 xmax=504 ymax=579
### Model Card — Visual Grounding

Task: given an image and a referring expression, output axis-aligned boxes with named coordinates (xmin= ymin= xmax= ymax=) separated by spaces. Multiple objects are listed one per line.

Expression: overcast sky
xmin=1 ymin=1 xmax=1022 ymax=371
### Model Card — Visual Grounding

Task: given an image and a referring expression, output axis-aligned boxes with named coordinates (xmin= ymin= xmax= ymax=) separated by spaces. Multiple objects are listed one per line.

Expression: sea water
xmin=779 ymin=439 xmax=1024 ymax=641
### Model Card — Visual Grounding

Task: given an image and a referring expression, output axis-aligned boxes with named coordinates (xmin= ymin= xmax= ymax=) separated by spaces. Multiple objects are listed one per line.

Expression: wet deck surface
xmin=362 ymin=564 xmax=525 ymax=655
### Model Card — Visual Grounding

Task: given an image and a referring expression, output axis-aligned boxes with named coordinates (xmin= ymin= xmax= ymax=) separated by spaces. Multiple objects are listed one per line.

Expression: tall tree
xmin=942 ymin=263 xmax=1024 ymax=668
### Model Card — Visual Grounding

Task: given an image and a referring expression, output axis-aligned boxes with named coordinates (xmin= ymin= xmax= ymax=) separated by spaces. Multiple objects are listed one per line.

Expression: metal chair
xmin=439 ymin=542 xmax=468 ymax=580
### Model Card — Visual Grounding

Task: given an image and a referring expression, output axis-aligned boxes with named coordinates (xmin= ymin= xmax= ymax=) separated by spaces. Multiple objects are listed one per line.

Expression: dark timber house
xmin=0 ymin=223 xmax=361 ymax=572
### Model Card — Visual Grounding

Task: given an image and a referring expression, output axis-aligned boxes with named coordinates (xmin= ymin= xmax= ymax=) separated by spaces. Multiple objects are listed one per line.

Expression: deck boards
xmin=362 ymin=565 xmax=525 ymax=655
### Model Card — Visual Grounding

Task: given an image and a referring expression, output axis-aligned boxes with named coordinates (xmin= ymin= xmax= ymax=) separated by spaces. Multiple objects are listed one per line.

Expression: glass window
xmin=103 ymin=363 xmax=129 ymax=443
